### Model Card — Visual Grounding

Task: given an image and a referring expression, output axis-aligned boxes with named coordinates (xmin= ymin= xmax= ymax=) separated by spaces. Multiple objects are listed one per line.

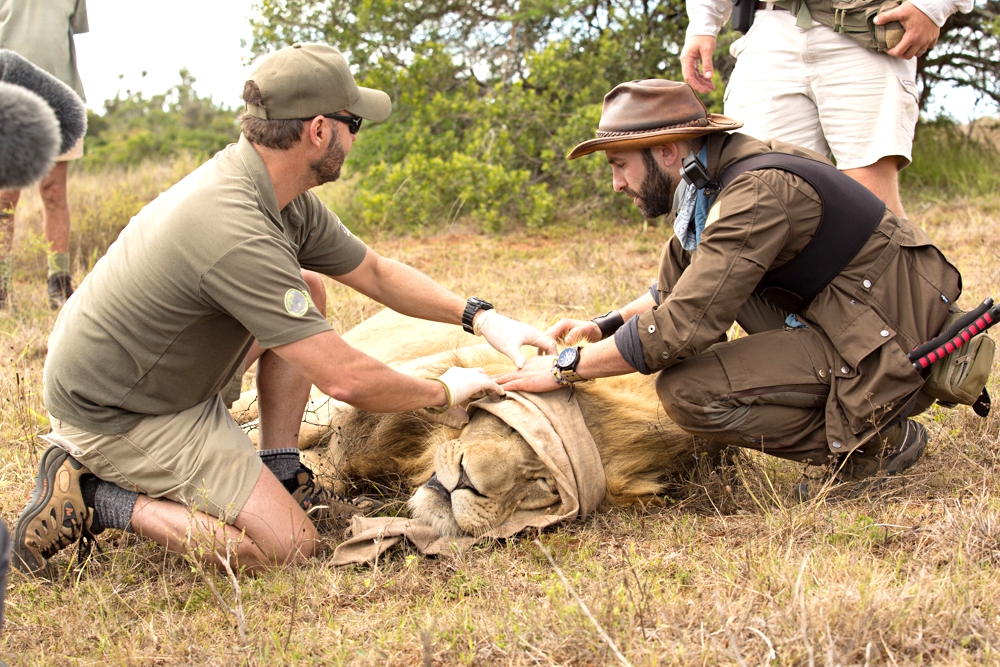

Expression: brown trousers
xmin=656 ymin=319 xmax=836 ymax=465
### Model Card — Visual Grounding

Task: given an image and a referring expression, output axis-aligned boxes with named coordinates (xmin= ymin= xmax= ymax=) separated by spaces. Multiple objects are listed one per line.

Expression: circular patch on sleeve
xmin=284 ymin=289 xmax=310 ymax=317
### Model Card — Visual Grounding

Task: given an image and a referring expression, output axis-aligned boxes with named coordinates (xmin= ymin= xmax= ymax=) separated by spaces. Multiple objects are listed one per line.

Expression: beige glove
xmin=474 ymin=309 xmax=557 ymax=368
xmin=425 ymin=366 xmax=505 ymax=427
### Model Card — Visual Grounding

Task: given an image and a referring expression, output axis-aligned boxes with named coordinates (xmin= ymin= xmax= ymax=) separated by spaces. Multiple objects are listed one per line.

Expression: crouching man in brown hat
xmin=12 ymin=43 xmax=556 ymax=575
xmin=499 ymin=79 xmax=964 ymax=496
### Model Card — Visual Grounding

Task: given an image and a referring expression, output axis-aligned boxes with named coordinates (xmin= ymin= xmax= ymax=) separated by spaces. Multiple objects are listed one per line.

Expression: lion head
xmin=409 ymin=409 xmax=560 ymax=537
xmin=232 ymin=309 xmax=719 ymax=538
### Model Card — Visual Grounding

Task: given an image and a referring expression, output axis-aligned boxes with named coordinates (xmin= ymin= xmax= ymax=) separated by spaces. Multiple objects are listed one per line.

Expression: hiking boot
xmin=12 ymin=446 xmax=99 ymax=573
xmin=283 ymin=464 xmax=383 ymax=531
xmin=794 ymin=419 xmax=929 ymax=502
xmin=46 ymin=272 xmax=74 ymax=310
xmin=836 ymin=419 xmax=929 ymax=483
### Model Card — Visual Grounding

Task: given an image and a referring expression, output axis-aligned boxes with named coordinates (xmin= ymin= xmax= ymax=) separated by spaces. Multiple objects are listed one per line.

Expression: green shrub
xmin=902 ymin=119 xmax=1000 ymax=201
xmin=83 ymin=70 xmax=239 ymax=168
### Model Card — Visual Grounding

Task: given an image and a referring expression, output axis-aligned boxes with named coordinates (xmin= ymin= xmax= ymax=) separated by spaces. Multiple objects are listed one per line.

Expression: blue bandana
xmin=672 ymin=144 xmax=717 ymax=252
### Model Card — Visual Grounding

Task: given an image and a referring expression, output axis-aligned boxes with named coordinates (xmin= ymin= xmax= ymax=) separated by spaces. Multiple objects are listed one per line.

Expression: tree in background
xmin=249 ymin=1 xmax=701 ymax=230
xmin=84 ymin=70 xmax=239 ymax=167
xmin=244 ymin=1 xmax=998 ymax=230
xmin=920 ymin=0 xmax=1000 ymax=110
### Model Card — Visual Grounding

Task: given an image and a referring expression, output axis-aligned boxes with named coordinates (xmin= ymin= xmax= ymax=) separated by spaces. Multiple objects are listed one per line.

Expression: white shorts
xmin=55 ymin=137 xmax=84 ymax=162
xmin=724 ymin=8 xmax=919 ymax=170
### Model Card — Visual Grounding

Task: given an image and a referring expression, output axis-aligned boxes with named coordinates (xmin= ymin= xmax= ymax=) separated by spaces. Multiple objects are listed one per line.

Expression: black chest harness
xmin=714 ymin=152 xmax=886 ymax=314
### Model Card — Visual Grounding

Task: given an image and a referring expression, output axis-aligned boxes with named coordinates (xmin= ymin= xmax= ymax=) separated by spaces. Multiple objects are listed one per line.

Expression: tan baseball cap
xmin=244 ymin=43 xmax=391 ymax=122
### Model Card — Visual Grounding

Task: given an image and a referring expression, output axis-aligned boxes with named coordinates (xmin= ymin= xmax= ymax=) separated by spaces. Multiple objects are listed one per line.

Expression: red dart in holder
xmin=907 ymin=297 xmax=999 ymax=418
xmin=908 ymin=298 xmax=1000 ymax=371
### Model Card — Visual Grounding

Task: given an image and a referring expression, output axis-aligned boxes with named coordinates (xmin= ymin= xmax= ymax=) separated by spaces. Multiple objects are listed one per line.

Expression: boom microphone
xmin=0 ymin=49 xmax=86 ymax=157
xmin=0 ymin=81 xmax=60 ymax=189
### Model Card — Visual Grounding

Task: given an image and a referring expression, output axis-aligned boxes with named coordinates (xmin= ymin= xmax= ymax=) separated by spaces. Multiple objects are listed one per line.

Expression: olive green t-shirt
xmin=43 ymin=135 xmax=368 ymax=434
xmin=0 ymin=0 xmax=88 ymax=99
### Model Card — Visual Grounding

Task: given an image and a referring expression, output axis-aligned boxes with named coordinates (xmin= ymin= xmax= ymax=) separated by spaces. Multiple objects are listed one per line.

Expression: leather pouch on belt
xmin=923 ymin=332 xmax=996 ymax=406
xmin=866 ymin=0 xmax=905 ymax=52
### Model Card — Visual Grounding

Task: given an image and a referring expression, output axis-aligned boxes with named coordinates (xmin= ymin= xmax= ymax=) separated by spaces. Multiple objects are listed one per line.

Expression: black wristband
xmin=592 ymin=310 xmax=625 ymax=340
xmin=462 ymin=297 xmax=493 ymax=334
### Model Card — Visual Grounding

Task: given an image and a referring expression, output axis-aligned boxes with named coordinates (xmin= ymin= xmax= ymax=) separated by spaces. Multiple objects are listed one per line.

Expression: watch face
xmin=557 ymin=346 xmax=579 ymax=369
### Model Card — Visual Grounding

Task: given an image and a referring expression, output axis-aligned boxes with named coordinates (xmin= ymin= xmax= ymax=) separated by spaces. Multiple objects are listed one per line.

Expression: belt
xmin=756 ymin=2 xmax=789 ymax=9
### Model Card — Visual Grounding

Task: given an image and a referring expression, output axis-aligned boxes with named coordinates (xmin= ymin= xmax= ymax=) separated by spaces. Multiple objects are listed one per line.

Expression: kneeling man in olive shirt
xmin=13 ymin=43 xmax=555 ymax=574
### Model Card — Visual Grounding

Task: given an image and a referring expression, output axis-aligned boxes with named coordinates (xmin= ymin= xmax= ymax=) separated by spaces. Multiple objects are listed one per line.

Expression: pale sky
xmin=72 ymin=1 xmax=990 ymax=121
xmin=75 ymin=0 xmax=256 ymax=111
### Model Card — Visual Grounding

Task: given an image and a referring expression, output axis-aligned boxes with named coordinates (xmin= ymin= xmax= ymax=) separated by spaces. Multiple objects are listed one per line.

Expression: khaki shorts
xmin=55 ymin=137 xmax=84 ymax=162
xmin=49 ymin=395 xmax=262 ymax=524
xmin=724 ymin=8 xmax=919 ymax=170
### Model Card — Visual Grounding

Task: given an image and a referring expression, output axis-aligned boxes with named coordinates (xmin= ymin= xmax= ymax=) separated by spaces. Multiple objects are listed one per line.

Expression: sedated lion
xmin=231 ymin=308 xmax=720 ymax=537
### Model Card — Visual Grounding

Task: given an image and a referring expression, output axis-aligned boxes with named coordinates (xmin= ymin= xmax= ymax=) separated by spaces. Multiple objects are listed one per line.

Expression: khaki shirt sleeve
xmin=200 ymin=236 xmax=333 ymax=350
xmin=636 ymin=172 xmax=818 ymax=373
xmin=71 ymin=0 xmax=89 ymax=34
xmin=290 ymin=192 xmax=368 ymax=276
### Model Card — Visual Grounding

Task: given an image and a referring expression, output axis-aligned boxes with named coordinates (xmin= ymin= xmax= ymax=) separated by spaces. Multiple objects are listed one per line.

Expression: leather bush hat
xmin=245 ymin=43 xmax=391 ymax=122
xmin=568 ymin=79 xmax=743 ymax=159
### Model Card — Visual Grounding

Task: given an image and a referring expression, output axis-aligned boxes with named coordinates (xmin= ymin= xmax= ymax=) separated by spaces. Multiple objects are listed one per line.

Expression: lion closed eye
xmin=410 ymin=410 xmax=561 ymax=537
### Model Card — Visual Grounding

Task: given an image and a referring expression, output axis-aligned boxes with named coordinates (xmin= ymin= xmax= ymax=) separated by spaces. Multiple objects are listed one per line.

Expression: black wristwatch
xmin=462 ymin=297 xmax=493 ymax=334
xmin=554 ymin=346 xmax=589 ymax=384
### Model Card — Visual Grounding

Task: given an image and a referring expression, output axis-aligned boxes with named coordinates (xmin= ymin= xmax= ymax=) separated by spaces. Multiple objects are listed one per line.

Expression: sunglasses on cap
xmin=318 ymin=113 xmax=363 ymax=134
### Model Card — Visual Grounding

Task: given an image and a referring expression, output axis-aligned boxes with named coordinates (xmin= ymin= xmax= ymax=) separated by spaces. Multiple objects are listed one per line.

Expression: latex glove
xmin=427 ymin=366 xmax=505 ymax=426
xmin=546 ymin=318 xmax=602 ymax=345
xmin=475 ymin=310 xmax=557 ymax=369
xmin=877 ymin=1 xmax=940 ymax=60
xmin=680 ymin=35 xmax=717 ymax=93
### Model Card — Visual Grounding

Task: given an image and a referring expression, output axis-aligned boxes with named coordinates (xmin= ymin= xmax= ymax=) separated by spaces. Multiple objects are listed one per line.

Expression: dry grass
xmin=2 ymin=165 xmax=1000 ymax=665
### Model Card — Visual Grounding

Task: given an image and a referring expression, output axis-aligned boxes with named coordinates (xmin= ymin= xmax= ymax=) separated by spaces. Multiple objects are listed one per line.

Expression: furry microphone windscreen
xmin=0 ymin=49 xmax=86 ymax=156
xmin=0 ymin=81 xmax=60 ymax=189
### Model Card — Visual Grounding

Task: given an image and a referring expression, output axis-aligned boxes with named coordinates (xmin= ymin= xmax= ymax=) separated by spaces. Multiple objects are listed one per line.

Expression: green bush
xmin=83 ymin=70 xmax=239 ymax=168
xmin=902 ymin=119 xmax=1000 ymax=200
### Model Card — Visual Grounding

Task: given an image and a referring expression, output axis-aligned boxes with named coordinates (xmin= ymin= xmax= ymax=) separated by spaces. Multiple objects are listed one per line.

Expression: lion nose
xmin=455 ymin=457 xmax=485 ymax=497
xmin=424 ymin=473 xmax=451 ymax=501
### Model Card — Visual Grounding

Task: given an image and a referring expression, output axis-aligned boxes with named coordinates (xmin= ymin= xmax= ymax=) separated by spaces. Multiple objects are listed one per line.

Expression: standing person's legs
xmin=805 ymin=23 xmax=918 ymax=218
xmin=38 ymin=161 xmax=74 ymax=307
xmin=843 ymin=157 xmax=905 ymax=218
xmin=0 ymin=188 xmax=20 ymax=307
xmin=656 ymin=327 xmax=834 ymax=464
xmin=724 ymin=10 xmax=829 ymax=156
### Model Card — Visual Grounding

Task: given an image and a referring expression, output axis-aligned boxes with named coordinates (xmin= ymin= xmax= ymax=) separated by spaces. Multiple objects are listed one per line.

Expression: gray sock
xmin=258 ymin=447 xmax=302 ymax=482
xmin=82 ymin=477 xmax=137 ymax=533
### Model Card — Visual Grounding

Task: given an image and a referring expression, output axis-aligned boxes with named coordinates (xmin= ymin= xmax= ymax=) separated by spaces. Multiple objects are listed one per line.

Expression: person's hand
xmin=680 ymin=35 xmax=718 ymax=93
xmin=431 ymin=366 xmax=506 ymax=425
xmin=475 ymin=310 xmax=558 ymax=368
xmin=546 ymin=318 xmax=602 ymax=345
xmin=877 ymin=1 xmax=940 ymax=60
xmin=494 ymin=355 xmax=563 ymax=393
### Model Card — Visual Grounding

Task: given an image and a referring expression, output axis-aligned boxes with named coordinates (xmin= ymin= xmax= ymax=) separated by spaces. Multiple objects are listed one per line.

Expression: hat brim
xmin=346 ymin=87 xmax=392 ymax=122
xmin=567 ymin=114 xmax=743 ymax=159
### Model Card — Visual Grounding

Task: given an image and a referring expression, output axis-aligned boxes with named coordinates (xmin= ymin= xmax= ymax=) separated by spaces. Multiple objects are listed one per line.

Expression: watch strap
xmin=463 ymin=297 xmax=494 ymax=334
xmin=555 ymin=346 xmax=590 ymax=383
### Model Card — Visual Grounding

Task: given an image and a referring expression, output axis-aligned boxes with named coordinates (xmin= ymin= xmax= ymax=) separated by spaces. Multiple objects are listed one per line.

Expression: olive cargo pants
xmin=656 ymin=326 xmax=836 ymax=464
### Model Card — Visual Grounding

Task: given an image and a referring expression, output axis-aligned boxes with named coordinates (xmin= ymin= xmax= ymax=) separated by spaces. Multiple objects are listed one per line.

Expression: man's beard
xmin=310 ymin=133 xmax=347 ymax=185
xmin=623 ymin=150 xmax=675 ymax=219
